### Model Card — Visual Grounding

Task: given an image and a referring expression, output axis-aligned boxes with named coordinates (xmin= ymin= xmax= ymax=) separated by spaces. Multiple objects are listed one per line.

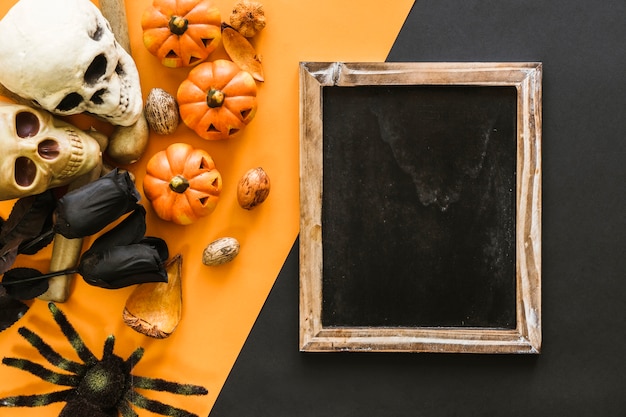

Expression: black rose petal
xmin=139 ymin=236 xmax=169 ymax=262
xmin=86 ymin=206 xmax=147 ymax=255
xmin=54 ymin=169 xmax=141 ymax=239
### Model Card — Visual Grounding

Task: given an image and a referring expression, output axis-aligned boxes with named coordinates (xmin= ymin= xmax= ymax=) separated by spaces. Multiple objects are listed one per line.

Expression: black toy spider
xmin=0 ymin=302 xmax=208 ymax=417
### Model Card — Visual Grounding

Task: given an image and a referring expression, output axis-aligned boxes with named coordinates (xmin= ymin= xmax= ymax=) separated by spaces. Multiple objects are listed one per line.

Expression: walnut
xmin=229 ymin=0 xmax=266 ymax=38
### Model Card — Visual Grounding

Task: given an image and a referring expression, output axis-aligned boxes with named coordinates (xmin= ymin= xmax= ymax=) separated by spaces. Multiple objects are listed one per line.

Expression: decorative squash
xmin=177 ymin=59 xmax=258 ymax=140
xmin=143 ymin=143 xmax=222 ymax=225
xmin=123 ymin=254 xmax=183 ymax=339
xmin=141 ymin=0 xmax=222 ymax=68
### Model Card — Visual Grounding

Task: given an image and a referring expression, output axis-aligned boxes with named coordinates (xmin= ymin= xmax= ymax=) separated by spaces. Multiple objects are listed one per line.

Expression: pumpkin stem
xmin=169 ymin=16 xmax=189 ymax=36
xmin=169 ymin=175 xmax=190 ymax=193
xmin=207 ymin=88 xmax=225 ymax=108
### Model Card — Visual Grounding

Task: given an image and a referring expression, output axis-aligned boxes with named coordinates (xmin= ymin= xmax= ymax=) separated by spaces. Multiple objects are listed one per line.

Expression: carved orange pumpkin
xmin=141 ymin=0 xmax=222 ymax=68
xmin=143 ymin=143 xmax=222 ymax=225
xmin=177 ymin=59 xmax=258 ymax=140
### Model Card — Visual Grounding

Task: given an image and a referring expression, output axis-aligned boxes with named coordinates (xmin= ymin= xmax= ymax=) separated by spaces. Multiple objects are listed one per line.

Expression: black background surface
xmin=210 ymin=0 xmax=626 ymax=415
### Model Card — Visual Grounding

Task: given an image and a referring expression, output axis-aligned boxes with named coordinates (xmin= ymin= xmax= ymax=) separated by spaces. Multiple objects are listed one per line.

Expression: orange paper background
xmin=0 ymin=0 xmax=413 ymax=415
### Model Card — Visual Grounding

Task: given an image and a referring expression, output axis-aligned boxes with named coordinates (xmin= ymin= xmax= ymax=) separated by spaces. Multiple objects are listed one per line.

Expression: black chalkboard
xmin=321 ymin=85 xmax=518 ymax=329
xmin=299 ymin=62 xmax=541 ymax=353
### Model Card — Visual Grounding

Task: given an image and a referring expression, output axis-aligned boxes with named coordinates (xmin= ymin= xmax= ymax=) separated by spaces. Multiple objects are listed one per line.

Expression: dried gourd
xmin=123 ymin=254 xmax=183 ymax=339
xmin=229 ymin=0 xmax=266 ymax=38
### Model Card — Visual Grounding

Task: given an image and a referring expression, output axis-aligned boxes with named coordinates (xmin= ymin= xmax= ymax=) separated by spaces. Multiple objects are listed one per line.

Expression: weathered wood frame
xmin=299 ymin=62 xmax=542 ymax=353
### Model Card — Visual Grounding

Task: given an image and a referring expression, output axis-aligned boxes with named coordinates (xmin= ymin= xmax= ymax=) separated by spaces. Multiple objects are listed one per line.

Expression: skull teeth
xmin=57 ymin=129 xmax=85 ymax=180
xmin=103 ymin=62 xmax=130 ymax=123
xmin=116 ymin=67 xmax=130 ymax=118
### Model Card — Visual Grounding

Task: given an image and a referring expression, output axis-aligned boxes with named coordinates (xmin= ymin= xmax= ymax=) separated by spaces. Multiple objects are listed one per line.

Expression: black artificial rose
xmin=78 ymin=243 xmax=168 ymax=289
xmin=54 ymin=169 xmax=141 ymax=239
xmin=77 ymin=206 xmax=169 ymax=289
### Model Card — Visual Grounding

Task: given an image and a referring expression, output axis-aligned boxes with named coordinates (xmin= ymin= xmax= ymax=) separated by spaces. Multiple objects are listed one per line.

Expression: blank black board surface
xmin=321 ymin=84 xmax=518 ymax=329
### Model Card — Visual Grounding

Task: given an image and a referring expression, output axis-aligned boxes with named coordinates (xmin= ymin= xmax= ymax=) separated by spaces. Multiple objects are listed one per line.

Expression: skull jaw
xmin=77 ymin=47 xmax=144 ymax=127
xmin=95 ymin=48 xmax=144 ymax=127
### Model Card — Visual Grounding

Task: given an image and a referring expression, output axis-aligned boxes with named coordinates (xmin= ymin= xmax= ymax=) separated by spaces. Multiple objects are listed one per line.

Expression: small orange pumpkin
xmin=143 ymin=143 xmax=222 ymax=225
xmin=141 ymin=0 xmax=222 ymax=68
xmin=177 ymin=59 xmax=258 ymax=140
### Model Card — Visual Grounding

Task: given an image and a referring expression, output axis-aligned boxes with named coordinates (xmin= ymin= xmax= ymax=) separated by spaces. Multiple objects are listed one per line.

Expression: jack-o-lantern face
xmin=0 ymin=102 xmax=102 ymax=201
xmin=177 ymin=59 xmax=258 ymax=140
xmin=141 ymin=0 xmax=222 ymax=68
xmin=143 ymin=143 xmax=222 ymax=225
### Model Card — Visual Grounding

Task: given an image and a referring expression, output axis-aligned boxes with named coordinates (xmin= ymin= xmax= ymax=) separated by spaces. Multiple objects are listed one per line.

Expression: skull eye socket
xmin=115 ymin=62 xmax=125 ymax=76
xmin=15 ymin=111 xmax=40 ymax=138
xmin=90 ymin=89 xmax=106 ymax=105
xmin=56 ymin=93 xmax=84 ymax=112
xmin=15 ymin=157 xmax=37 ymax=187
xmin=85 ymin=53 xmax=108 ymax=85
xmin=89 ymin=23 xmax=104 ymax=41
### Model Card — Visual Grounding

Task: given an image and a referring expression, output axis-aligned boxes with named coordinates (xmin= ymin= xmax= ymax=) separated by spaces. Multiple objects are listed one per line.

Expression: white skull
xmin=0 ymin=102 xmax=102 ymax=200
xmin=0 ymin=0 xmax=142 ymax=126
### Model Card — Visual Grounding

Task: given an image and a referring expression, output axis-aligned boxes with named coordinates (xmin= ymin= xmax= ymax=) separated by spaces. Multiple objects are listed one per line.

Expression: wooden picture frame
xmin=299 ymin=62 xmax=542 ymax=353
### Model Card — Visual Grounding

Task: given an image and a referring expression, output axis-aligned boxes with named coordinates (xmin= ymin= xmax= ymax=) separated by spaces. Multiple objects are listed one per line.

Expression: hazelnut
xmin=144 ymin=88 xmax=179 ymax=135
xmin=237 ymin=167 xmax=270 ymax=210
xmin=203 ymin=237 xmax=240 ymax=266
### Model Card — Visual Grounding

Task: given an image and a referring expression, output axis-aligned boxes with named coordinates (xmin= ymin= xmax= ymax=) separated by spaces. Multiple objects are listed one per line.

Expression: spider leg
xmin=118 ymin=398 xmax=139 ymax=417
xmin=17 ymin=327 xmax=85 ymax=374
xmin=125 ymin=390 xmax=201 ymax=417
xmin=2 ymin=357 xmax=80 ymax=386
xmin=48 ymin=302 xmax=98 ymax=365
xmin=103 ymin=335 xmax=116 ymax=357
xmin=131 ymin=376 xmax=208 ymax=396
xmin=0 ymin=388 xmax=74 ymax=407
xmin=124 ymin=346 xmax=144 ymax=371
